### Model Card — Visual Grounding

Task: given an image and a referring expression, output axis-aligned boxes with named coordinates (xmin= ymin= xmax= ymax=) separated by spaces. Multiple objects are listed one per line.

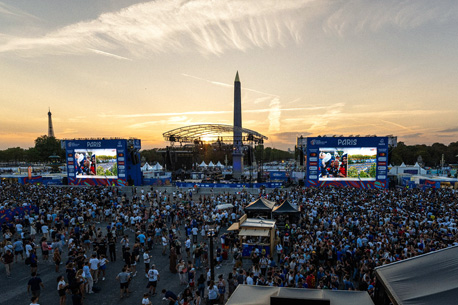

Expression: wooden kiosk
xmin=228 ymin=214 xmax=277 ymax=257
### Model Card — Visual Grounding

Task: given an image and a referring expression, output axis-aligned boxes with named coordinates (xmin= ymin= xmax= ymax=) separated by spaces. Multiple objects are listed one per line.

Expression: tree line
xmin=2 ymin=137 xmax=458 ymax=168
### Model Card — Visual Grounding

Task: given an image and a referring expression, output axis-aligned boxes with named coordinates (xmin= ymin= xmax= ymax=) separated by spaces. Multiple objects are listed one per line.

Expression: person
xmin=143 ymin=251 xmax=151 ymax=275
xmin=89 ymin=253 xmax=100 ymax=283
xmin=194 ymin=291 xmax=202 ymax=305
xmin=28 ymin=272 xmax=44 ymax=298
xmin=53 ymin=249 xmax=61 ymax=273
xmin=177 ymin=259 xmax=187 ymax=285
xmin=13 ymin=238 xmax=24 ymax=263
xmin=207 ymin=280 xmax=219 ymax=305
xmin=30 ymin=296 xmax=40 ymax=305
xmin=146 ymin=264 xmax=160 ymax=296
xmin=169 ymin=246 xmax=177 ymax=274
xmin=29 ymin=249 xmax=38 ymax=275
xmin=142 ymin=293 xmax=152 ymax=305
xmin=197 ymin=273 xmax=206 ymax=299
xmin=116 ymin=267 xmax=131 ymax=299
xmin=161 ymin=289 xmax=178 ymax=305
xmin=98 ymin=254 xmax=109 ymax=281
xmin=2 ymin=248 xmax=14 ymax=278
xmin=83 ymin=261 xmax=94 ymax=294
xmin=217 ymin=274 xmax=226 ymax=304
xmin=57 ymin=275 xmax=67 ymax=305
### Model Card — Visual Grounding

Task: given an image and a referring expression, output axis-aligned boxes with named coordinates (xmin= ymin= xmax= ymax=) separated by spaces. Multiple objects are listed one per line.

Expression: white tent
xmin=199 ymin=161 xmax=207 ymax=167
xmin=141 ymin=162 xmax=153 ymax=171
xmin=216 ymin=161 xmax=223 ymax=168
xmin=152 ymin=163 xmax=163 ymax=171
xmin=208 ymin=161 xmax=215 ymax=167
xmin=414 ymin=162 xmax=421 ymax=167
xmin=400 ymin=162 xmax=406 ymax=167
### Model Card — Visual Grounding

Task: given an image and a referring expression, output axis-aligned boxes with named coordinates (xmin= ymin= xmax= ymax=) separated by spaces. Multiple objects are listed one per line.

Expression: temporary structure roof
xmin=240 ymin=218 xmax=276 ymax=229
xmin=272 ymin=200 xmax=300 ymax=214
xmin=226 ymin=285 xmax=374 ymax=305
xmin=216 ymin=161 xmax=223 ymax=167
xmin=215 ymin=203 xmax=234 ymax=210
xmin=375 ymin=245 xmax=458 ymax=305
xmin=199 ymin=161 xmax=207 ymax=167
xmin=238 ymin=228 xmax=270 ymax=237
xmin=208 ymin=161 xmax=215 ymax=167
xmin=245 ymin=197 xmax=276 ymax=211
xmin=152 ymin=163 xmax=163 ymax=170
xmin=227 ymin=222 xmax=240 ymax=231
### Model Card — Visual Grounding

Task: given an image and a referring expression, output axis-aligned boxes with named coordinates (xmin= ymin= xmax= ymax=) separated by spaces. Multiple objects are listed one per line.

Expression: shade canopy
xmin=375 ymin=245 xmax=458 ymax=305
xmin=245 ymin=197 xmax=276 ymax=211
xmin=272 ymin=200 xmax=300 ymax=214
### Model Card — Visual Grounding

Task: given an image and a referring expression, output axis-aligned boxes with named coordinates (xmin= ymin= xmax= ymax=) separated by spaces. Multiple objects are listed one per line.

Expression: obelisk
xmin=232 ymin=71 xmax=243 ymax=180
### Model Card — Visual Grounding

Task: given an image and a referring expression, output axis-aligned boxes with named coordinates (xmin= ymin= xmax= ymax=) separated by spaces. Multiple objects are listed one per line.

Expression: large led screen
xmin=319 ymin=147 xmax=377 ymax=180
xmin=74 ymin=149 xmax=118 ymax=178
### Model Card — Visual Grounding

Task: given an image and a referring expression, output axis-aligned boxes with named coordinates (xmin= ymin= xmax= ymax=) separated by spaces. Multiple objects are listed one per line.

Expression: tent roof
xmin=208 ymin=161 xmax=215 ymax=166
xmin=272 ymin=200 xmax=300 ymax=214
xmin=216 ymin=161 xmax=223 ymax=167
xmin=199 ymin=161 xmax=207 ymax=167
xmin=245 ymin=197 xmax=276 ymax=211
xmin=375 ymin=245 xmax=458 ymax=305
xmin=226 ymin=285 xmax=374 ymax=305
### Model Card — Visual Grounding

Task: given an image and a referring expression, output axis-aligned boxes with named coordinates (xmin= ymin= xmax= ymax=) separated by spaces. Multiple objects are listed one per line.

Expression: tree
xmin=33 ymin=135 xmax=64 ymax=162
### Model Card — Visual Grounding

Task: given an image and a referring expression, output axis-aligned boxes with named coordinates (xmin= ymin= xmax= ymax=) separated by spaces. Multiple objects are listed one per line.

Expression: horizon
xmin=1 ymin=0 xmax=458 ymax=150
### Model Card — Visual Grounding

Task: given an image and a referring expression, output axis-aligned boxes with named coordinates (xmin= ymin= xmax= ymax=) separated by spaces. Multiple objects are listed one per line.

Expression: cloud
xmin=438 ymin=127 xmax=458 ymax=133
xmin=0 ymin=0 xmax=314 ymax=57
xmin=268 ymin=98 xmax=281 ymax=132
xmin=400 ymin=133 xmax=423 ymax=139
xmin=323 ymin=0 xmax=458 ymax=37
xmin=182 ymin=73 xmax=279 ymax=97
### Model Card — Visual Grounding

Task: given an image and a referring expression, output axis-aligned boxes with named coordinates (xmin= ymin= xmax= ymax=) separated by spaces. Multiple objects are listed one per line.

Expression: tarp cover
xmin=272 ymin=200 xmax=300 ymax=214
xmin=245 ymin=197 xmax=276 ymax=211
xmin=226 ymin=285 xmax=374 ymax=305
xmin=375 ymin=245 xmax=458 ymax=305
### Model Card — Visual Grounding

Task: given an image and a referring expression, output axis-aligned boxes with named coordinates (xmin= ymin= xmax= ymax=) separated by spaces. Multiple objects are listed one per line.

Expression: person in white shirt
xmin=143 ymin=252 xmax=150 ymax=276
xmin=89 ymin=254 xmax=100 ymax=283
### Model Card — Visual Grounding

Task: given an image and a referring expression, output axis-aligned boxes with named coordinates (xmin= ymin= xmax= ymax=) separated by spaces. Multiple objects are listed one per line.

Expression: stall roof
xmin=272 ymin=200 xmax=300 ymax=214
xmin=245 ymin=197 xmax=276 ymax=211
xmin=375 ymin=245 xmax=458 ymax=305
xmin=238 ymin=228 xmax=270 ymax=237
xmin=227 ymin=222 xmax=239 ymax=231
xmin=226 ymin=285 xmax=374 ymax=305
xmin=240 ymin=218 xmax=276 ymax=229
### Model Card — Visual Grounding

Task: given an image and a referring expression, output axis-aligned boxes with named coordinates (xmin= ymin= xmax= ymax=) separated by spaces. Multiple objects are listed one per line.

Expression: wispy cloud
xmin=323 ymin=0 xmax=458 ymax=37
xmin=438 ymin=127 xmax=458 ymax=133
xmin=88 ymin=48 xmax=132 ymax=61
xmin=182 ymin=73 xmax=279 ymax=97
xmin=0 ymin=0 xmax=314 ymax=57
xmin=0 ymin=2 xmax=41 ymax=21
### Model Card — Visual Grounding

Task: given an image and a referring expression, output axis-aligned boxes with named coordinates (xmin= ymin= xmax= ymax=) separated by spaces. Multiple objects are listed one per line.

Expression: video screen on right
xmin=318 ymin=147 xmax=377 ymax=180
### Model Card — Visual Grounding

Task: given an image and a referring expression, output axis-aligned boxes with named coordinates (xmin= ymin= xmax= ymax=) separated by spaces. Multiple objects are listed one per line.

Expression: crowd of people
xmin=1 ymin=182 xmax=458 ymax=305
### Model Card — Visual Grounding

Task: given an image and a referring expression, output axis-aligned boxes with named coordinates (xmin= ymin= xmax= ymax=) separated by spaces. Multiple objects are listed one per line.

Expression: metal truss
xmin=163 ymin=124 xmax=268 ymax=145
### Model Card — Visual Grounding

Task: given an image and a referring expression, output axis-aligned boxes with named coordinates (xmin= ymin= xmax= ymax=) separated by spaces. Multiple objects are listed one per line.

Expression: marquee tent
xmin=141 ymin=162 xmax=153 ymax=171
xmin=216 ymin=161 xmax=223 ymax=168
xmin=199 ymin=161 xmax=207 ymax=167
xmin=272 ymin=200 xmax=300 ymax=214
xmin=152 ymin=163 xmax=163 ymax=171
xmin=208 ymin=161 xmax=215 ymax=167
xmin=375 ymin=245 xmax=458 ymax=305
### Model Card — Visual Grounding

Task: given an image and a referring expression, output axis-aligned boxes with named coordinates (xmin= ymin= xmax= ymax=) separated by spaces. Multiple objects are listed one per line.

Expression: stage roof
xmin=163 ymin=124 xmax=267 ymax=144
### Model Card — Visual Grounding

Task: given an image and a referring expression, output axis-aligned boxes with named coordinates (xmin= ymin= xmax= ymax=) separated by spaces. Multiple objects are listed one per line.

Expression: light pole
xmin=207 ymin=220 xmax=216 ymax=282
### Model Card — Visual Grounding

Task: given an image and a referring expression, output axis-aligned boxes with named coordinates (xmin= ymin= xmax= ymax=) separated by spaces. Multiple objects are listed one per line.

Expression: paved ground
xmin=0 ymin=185 xmax=246 ymax=305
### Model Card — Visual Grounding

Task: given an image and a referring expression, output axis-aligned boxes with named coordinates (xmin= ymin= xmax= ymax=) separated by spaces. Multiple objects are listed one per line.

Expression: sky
xmin=1 ymin=0 xmax=458 ymax=151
